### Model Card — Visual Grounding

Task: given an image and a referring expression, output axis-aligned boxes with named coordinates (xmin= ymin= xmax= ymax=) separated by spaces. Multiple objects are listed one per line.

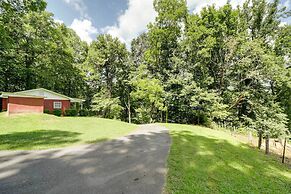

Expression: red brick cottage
xmin=0 ymin=88 xmax=84 ymax=114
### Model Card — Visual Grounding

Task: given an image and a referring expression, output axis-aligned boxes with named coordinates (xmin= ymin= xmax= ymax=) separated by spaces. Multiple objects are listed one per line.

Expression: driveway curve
xmin=0 ymin=124 xmax=170 ymax=194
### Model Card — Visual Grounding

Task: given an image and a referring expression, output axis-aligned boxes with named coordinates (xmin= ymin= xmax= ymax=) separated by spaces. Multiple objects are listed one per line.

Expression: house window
xmin=53 ymin=102 xmax=62 ymax=109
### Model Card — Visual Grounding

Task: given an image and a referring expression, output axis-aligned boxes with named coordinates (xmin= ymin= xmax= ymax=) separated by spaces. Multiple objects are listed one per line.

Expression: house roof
xmin=0 ymin=88 xmax=85 ymax=102
xmin=0 ymin=92 xmax=44 ymax=99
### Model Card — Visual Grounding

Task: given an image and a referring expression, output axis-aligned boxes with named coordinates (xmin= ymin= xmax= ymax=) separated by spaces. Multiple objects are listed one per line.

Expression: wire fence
xmin=215 ymin=122 xmax=290 ymax=165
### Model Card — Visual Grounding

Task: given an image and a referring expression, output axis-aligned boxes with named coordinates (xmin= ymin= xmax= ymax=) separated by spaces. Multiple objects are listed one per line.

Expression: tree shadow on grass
xmin=0 ymin=130 xmax=81 ymax=150
xmin=167 ymin=130 xmax=291 ymax=194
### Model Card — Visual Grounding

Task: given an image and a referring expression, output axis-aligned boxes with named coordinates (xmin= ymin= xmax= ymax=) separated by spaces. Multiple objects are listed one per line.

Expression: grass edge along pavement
xmin=162 ymin=123 xmax=291 ymax=194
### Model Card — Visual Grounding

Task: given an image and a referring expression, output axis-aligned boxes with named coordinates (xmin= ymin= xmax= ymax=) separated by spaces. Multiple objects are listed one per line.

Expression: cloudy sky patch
xmin=47 ymin=0 xmax=291 ymax=44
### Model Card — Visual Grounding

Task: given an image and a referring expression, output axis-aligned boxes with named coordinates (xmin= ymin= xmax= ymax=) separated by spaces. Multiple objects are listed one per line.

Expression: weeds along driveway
xmin=0 ymin=124 xmax=171 ymax=194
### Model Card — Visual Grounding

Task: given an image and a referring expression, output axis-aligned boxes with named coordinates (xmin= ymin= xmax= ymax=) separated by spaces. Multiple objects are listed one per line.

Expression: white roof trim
xmin=15 ymin=88 xmax=70 ymax=100
xmin=5 ymin=88 xmax=85 ymax=102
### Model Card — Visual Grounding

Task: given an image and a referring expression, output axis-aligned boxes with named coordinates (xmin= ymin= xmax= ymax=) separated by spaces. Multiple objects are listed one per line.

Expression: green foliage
xmin=1 ymin=0 xmax=290 ymax=135
xmin=130 ymin=65 xmax=166 ymax=123
xmin=79 ymin=109 xmax=89 ymax=117
xmin=84 ymin=34 xmax=129 ymax=118
xmin=53 ymin=109 xmax=62 ymax=117
xmin=240 ymin=0 xmax=286 ymax=41
xmin=186 ymin=83 xmax=229 ymax=124
xmin=0 ymin=0 xmax=87 ymax=99
xmin=219 ymin=38 xmax=289 ymax=136
xmin=91 ymin=90 xmax=123 ymax=119
xmin=146 ymin=0 xmax=188 ymax=81
xmin=64 ymin=109 xmax=78 ymax=117
xmin=44 ymin=109 xmax=50 ymax=114
xmin=131 ymin=33 xmax=149 ymax=66
xmin=127 ymin=0 xmax=290 ymax=134
xmin=275 ymin=26 xmax=291 ymax=131
xmin=85 ymin=34 xmax=128 ymax=96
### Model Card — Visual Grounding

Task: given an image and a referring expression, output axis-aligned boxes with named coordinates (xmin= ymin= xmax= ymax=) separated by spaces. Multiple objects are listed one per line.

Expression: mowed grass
xmin=0 ymin=113 xmax=137 ymax=150
xmin=163 ymin=123 xmax=291 ymax=194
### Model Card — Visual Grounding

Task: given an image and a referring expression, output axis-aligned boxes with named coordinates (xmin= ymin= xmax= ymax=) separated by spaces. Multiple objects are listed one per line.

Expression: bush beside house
xmin=65 ymin=109 xmax=78 ymax=116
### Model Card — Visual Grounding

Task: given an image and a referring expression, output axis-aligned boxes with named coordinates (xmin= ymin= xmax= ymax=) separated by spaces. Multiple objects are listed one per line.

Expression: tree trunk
xmin=25 ymin=55 xmax=32 ymax=89
xmin=197 ymin=110 xmax=200 ymax=125
xmin=265 ymin=134 xmax=270 ymax=154
xmin=128 ymin=98 xmax=131 ymax=124
xmin=104 ymin=62 xmax=113 ymax=98
xmin=282 ymin=138 xmax=287 ymax=163
xmin=258 ymin=131 xmax=262 ymax=149
xmin=248 ymin=131 xmax=253 ymax=144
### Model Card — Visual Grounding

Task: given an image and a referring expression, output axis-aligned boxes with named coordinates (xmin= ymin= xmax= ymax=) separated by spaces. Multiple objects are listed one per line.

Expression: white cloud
xmin=283 ymin=0 xmax=290 ymax=9
xmin=54 ymin=18 xmax=64 ymax=24
xmin=101 ymin=0 xmax=289 ymax=46
xmin=279 ymin=21 xmax=287 ymax=27
xmin=102 ymin=0 xmax=157 ymax=47
xmin=187 ymin=0 xmax=246 ymax=13
xmin=102 ymin=0 xmax=247 ymax=47
xmin=62 ymin=0 xmax=89 ymax=18
xmin=70 ymin=19 xmax=98 ymax=43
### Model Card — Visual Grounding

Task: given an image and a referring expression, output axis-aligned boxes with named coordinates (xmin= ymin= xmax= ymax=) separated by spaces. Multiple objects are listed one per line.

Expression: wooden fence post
xmin=282 ymin=137 xmax=287 ymax=164
xmin=265 ymin=133 xmax=270 ymax=154
xmin=258 ymin=130 xmax=262 ymax=149
xmin=248 ymin=131 xmax=253 ymax=145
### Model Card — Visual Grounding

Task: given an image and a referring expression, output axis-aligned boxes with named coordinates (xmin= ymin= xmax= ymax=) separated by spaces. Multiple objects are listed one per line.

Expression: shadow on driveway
xmin=0 ymin=125 xmax=170 ymax=194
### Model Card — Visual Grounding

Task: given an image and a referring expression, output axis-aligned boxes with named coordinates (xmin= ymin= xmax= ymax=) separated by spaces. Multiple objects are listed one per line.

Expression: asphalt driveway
xmin=0 ymin=124 xmax=170 ymax=194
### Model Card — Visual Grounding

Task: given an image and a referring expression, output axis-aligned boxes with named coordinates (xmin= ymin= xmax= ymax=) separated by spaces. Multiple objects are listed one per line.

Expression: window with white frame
xmin=53 ymin=101 xmax=62 ymax=109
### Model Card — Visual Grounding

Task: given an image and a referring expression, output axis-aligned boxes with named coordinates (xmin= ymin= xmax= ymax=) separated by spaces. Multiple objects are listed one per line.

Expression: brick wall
xmin=44 ymin=99 xmax=70 ymax=113
xmin=7 ymin=96 xmax=44 ymax=114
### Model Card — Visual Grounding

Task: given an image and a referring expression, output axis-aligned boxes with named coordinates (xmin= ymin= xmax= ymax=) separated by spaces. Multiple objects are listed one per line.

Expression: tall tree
xmin=146 ymin=0 xmax=187 ymax=81
xmin=0 ymin=0 xmax=87 ymax=99
xmin=86 ymin=34 xmax=129 ymax=118
xmin=130 ymin=65 xmax=166 ymax=123
xmin=131 ymin=32 xmax=149 ymax=67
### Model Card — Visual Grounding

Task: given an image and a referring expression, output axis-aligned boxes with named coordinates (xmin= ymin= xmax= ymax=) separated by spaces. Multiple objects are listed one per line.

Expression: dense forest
xmin=1 ymin=0 xmax=290 ymax=139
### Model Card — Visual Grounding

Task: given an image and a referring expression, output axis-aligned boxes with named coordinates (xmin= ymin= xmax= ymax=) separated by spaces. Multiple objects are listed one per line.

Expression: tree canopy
xmin=1 ymin=0 xmax=290 ymax=137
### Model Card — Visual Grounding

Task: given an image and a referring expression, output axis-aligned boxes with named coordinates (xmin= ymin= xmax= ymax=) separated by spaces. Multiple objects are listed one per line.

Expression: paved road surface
xmin=0 ymin=124 xmax=170 ymax=194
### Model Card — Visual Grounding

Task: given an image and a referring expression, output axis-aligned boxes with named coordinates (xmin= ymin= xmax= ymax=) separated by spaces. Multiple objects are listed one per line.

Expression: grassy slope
xmin=0 ymin=113 xmax=137 ymax=150
xmin=164 ymin=123 xmax=291 ymax=194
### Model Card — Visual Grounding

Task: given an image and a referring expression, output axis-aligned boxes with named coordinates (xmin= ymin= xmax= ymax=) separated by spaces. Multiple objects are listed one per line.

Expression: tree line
xmin=1 ymin=0 xmax=290 ymax=142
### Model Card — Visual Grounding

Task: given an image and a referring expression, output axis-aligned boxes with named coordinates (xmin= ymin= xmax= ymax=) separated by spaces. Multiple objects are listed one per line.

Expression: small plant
xmin=79 ymin=109 xmax=89 ymax=116
xmin=44 ymin=109 xmax=50 ymax=114
xmin=53 ymin=109 xmax=62 ymax=116
xmin=65 ymin=109 xmax=78 ymax=116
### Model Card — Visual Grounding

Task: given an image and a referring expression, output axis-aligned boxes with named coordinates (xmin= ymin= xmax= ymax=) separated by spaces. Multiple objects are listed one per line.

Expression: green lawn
xmin=0 ymin=113 xmax=137 ymax=150
xmin=163 ymin=123 xmax=291 ymax=194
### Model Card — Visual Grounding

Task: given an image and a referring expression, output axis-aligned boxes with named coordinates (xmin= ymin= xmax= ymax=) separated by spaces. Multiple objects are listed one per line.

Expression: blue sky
xmin=46 ymin=0 xmax=291 ymax=45
xmin=47 ymin=0 xmax=128 ymax=30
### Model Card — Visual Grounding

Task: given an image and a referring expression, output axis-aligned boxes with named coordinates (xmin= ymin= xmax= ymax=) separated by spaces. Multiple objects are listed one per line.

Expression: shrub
xmin=44 ymin=109 xmax=50 ymax=114
xmin=65 ymin=109 xmax=78 ymax=116
xmin=88 ymin=110 xmax=96 ymax=116
xmin=79 ymin=109 xmax=89 ymax=116
xmin=91 ymin=93 xmax=123 ymax=119
xmin=53 ymin=109 xmax=62 ymax=116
